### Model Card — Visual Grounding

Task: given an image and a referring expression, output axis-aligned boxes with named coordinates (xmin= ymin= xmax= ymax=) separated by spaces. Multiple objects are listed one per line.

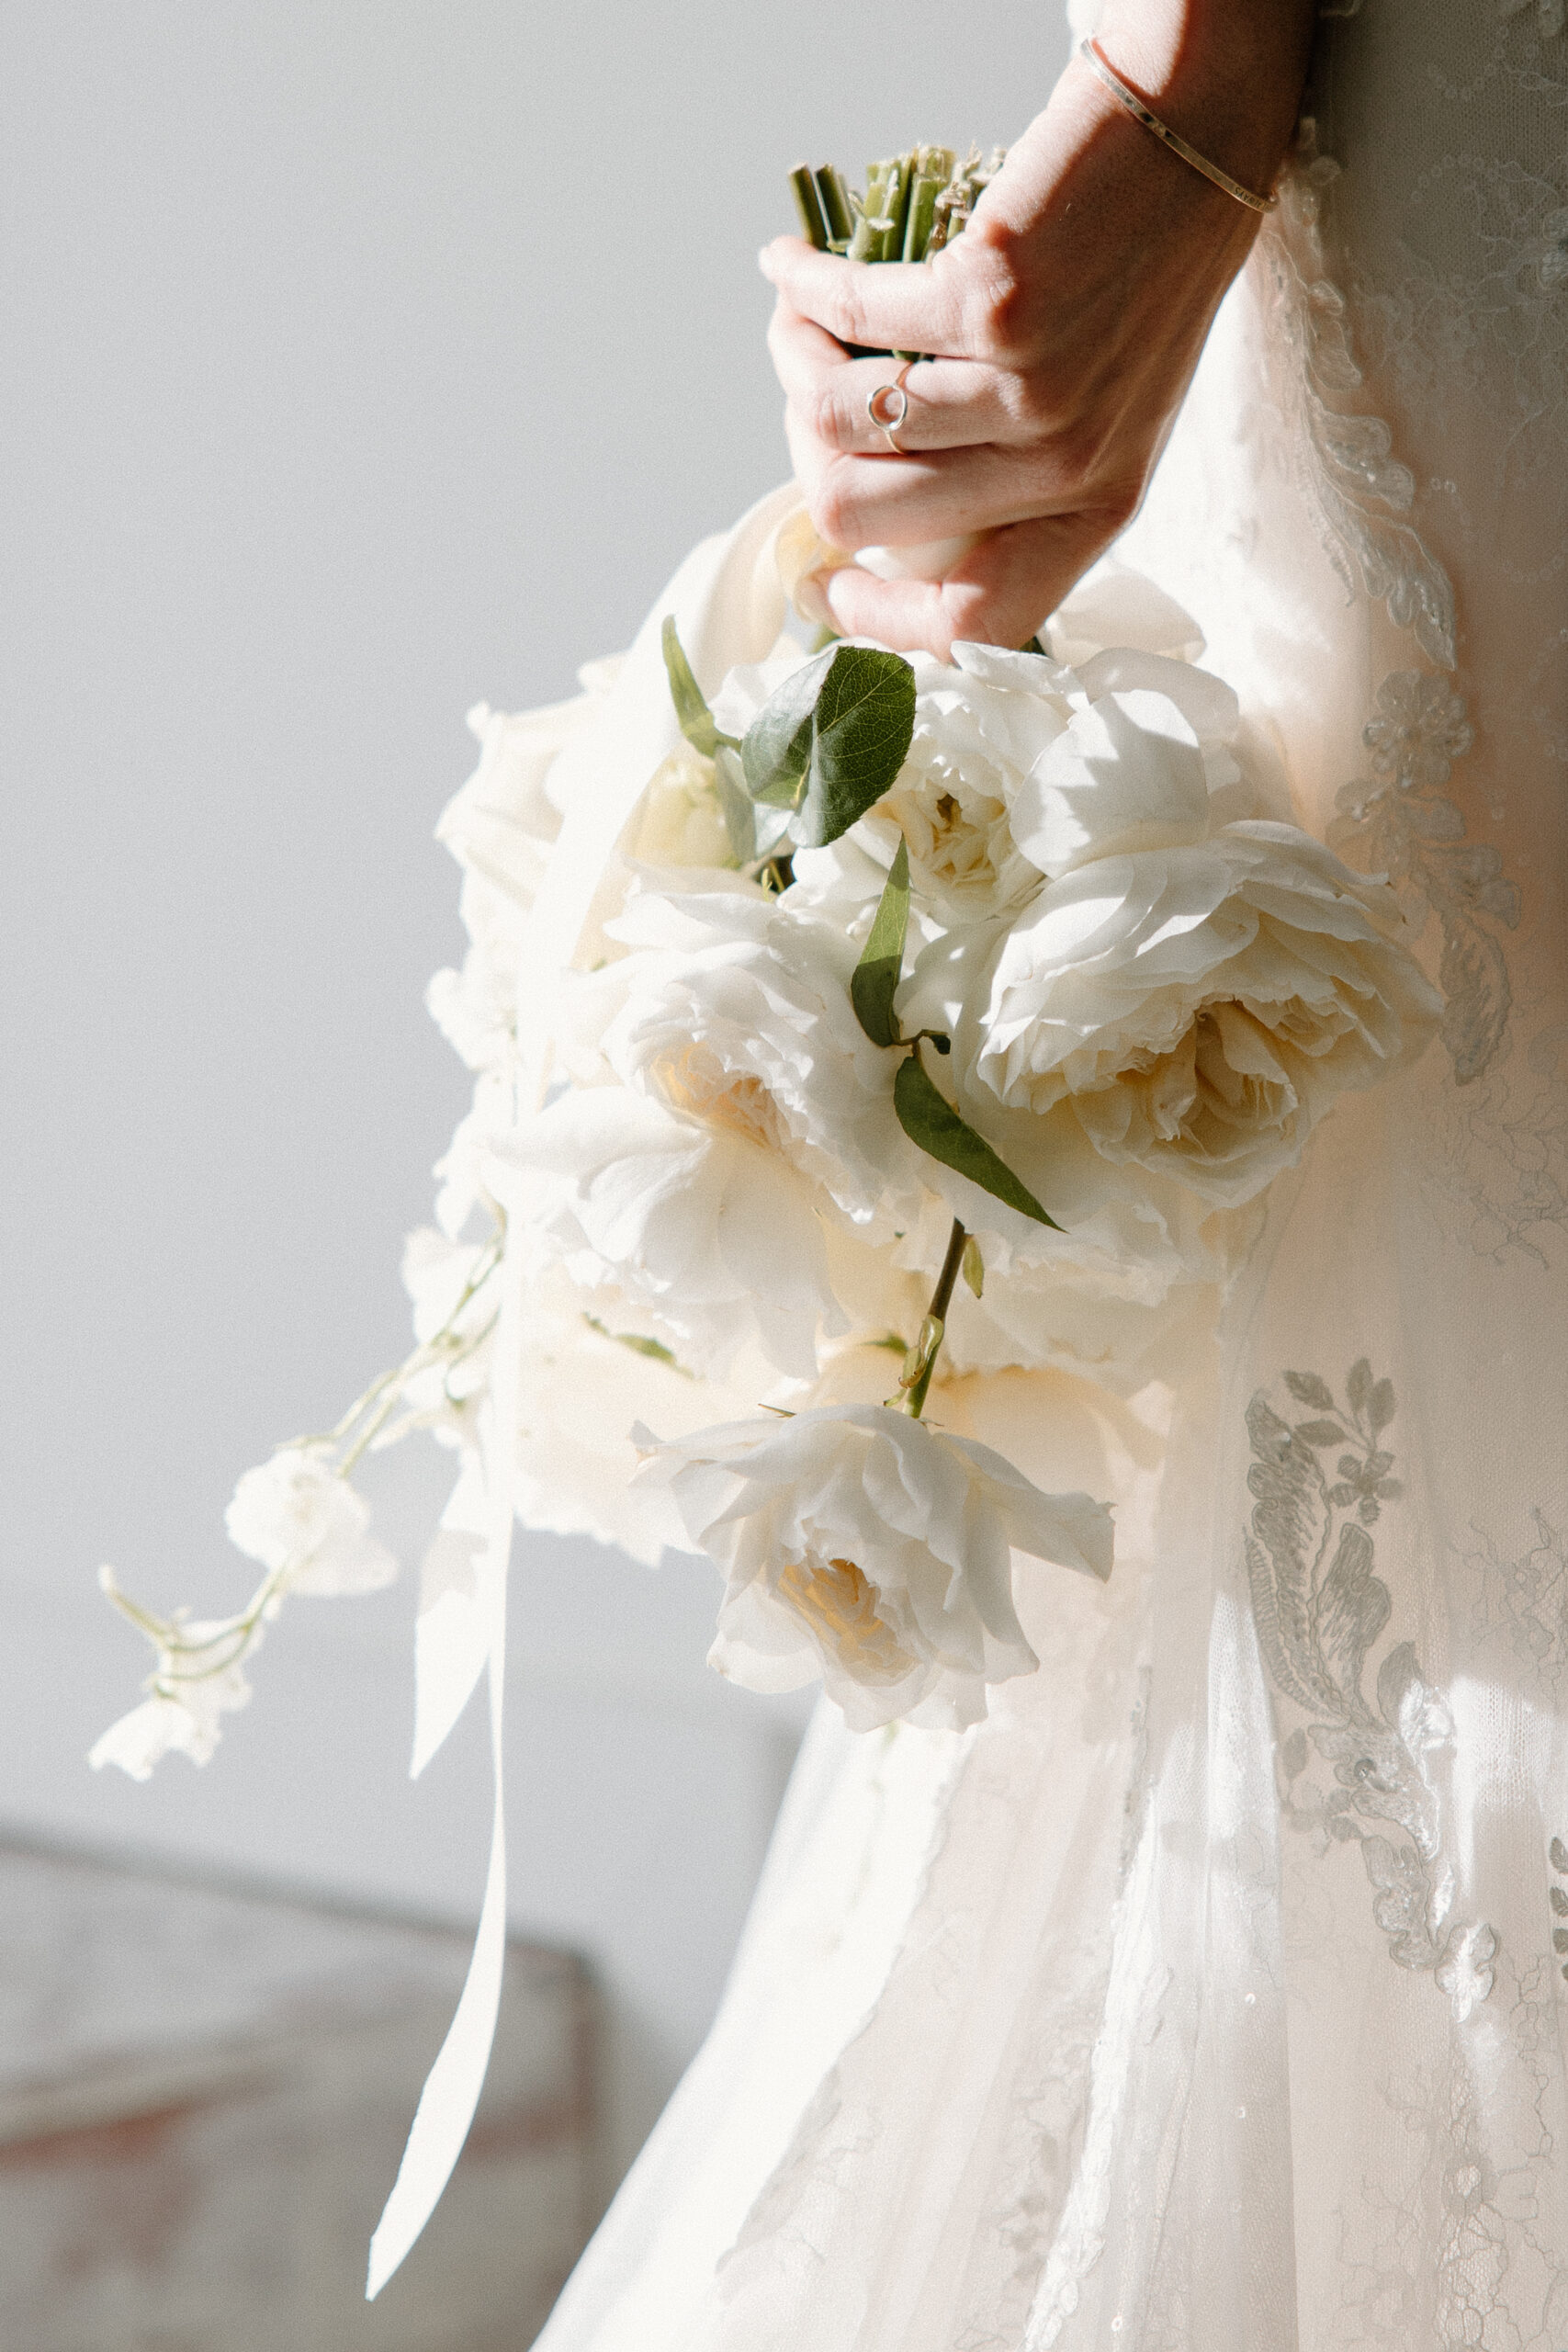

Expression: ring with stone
xmin=866 ymin=363 xmax=914 ymax=453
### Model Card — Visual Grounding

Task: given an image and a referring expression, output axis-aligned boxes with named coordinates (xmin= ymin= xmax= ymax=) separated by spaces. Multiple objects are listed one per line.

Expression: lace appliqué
xmin=1245 ymin=1361 xmax=1497 ymax=2017
xmin=1468 ymin=1509 xmax=1568 ymax=1693
xmin=1503 ymin=0 xmax=1567 ymax=40
xmin=1549 ymin=1835 xmax=1568 ymax=1979
xmin=1330 ymin=670 xmax=1520 ymax=1082
xmin=1257 ymin=122 xmax=1457 ymax=668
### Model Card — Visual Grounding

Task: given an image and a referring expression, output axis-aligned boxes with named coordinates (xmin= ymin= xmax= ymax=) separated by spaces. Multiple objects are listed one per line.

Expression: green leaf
xmin=741 ymin=650 xmax=826 ymax=808
xmin=893 ymin=1047 xmax=1062 ymax=1229
xmin=850 ymin=837 xmax=909 ymax=1047
xmin=742 ymin=645 xmax=916 ymax=846
xmin=661 ymin=616 xmax=739 ymax=760
xmin=961 ymin=1234 xmax=985 ymax=1298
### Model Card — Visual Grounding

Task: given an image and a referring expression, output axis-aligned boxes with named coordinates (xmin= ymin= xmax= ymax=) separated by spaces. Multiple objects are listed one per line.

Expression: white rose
xmin=430 ymin=1083 xmax=512 ymax=1240
xmin=860 ymin=641 xmax=1077 ymax=920
xmin=897 ymin=918 xmax=1238 ymax=1289
xmin=1010 ymin=673 xmax=1246 ymax=880
xmin=619 ymin=741 xmax=737 ymax=873
xmin=437 ymin=680 xmax=618 ymax=920
xmin=511 ymin=1262 xmax=797 ymax=1566
xmin=974 ymin=748 xmax=1441 ymax=1206
xmin=225 ymin=1448 xmax=397 ymax=1598
xmin=593 ymin=889 xmax=926 ymax=1234
xmin=506 ymin=1084 xmax=844 ymax=1380
xmin=638 ymin=1403 xmax=1113 ymax=1732
xmin=426 ymin=942 xmax=517 ymax=1078
xmin=1043 ymin=555 xmax=1206 ymax=669
xmin=428 ymin=668 xmax=632 ymax=1085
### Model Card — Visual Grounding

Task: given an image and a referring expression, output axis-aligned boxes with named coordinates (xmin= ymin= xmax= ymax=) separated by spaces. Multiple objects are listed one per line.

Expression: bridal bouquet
xmin=85 ymin=349 xmax=1441 ymax=2284
xmin=93 ymin=481 xmax=1441 ymax=1776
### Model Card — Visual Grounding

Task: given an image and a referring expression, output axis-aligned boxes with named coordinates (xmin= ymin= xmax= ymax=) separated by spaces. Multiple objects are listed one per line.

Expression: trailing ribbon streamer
xmin=366 ymin=1170 xmax=525 ymax=2300
xmin=367 ymin=486 xmax=799 ymax=2289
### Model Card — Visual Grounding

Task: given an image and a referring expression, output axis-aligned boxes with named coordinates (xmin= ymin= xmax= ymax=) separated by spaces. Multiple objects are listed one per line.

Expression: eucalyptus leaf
xmin=742 ymin=645 xmax=916 ymax=846
xmin=893 ymin=1048 xmax=1062 ymax=1229
xmin=850 ymin=837 xmax=910 ymax=1048
xmin=661 ymin=616 xmax=739 ymax=760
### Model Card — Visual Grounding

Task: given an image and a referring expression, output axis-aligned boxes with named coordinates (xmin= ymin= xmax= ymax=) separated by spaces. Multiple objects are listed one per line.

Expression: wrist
xmin=1089 ymin=0 xmax=1314 ymax=198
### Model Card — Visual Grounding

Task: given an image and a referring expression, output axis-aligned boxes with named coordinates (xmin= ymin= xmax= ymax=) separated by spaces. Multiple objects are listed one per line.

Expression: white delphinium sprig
xmin=91 ymin=1226 xmax=504 ymax=1780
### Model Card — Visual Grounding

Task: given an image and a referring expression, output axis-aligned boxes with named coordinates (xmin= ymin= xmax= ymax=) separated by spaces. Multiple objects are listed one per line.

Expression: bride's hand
xmin=761 ymin=0 xmax=1314 ymax=657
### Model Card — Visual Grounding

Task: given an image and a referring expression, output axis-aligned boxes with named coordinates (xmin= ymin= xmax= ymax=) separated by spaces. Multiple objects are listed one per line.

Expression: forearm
xmin=1092 ymin=0 xmax=1316 ymax=198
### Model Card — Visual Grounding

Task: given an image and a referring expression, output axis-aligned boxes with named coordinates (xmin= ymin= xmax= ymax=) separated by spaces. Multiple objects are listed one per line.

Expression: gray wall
xmin=1 ymin=1 xmax=1069 ymax=2181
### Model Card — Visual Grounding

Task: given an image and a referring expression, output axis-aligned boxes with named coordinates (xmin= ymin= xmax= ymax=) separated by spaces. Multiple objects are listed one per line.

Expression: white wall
xmin=0 ymin=1 xmax=1069 ymax=2183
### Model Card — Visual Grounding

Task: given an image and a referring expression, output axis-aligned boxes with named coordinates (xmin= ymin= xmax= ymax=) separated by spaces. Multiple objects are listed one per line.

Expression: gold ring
xmin=866 ymin=363 xmax=914 ymax=454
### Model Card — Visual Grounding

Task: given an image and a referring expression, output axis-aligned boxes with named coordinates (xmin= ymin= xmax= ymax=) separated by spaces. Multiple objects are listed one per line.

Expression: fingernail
xmin=793 ymin=570 xmax=833 ymax=629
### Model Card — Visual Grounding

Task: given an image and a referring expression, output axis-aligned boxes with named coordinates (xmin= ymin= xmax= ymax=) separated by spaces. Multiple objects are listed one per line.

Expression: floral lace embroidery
xmin=1504 ymin=0 xmax=1567 ymax=41
xmin=1550 ymin=1835 xmax=1568 ymax=1980
xmin=1330 ymin=670 xmax=1520 ymax=1082
xmin=1246 ymin=1362 xmax=1497 ymax=2014
xmin=1329 ymin=1944 xmax=1568 ymax=2346
xmin=1257 ymin=122 xmax=1458 ymax=668
xmin=1468 ymin=1509 xmax=1568 ymax=1691
xmin=1416 ymin=1004 xmax=1568 ymax=1262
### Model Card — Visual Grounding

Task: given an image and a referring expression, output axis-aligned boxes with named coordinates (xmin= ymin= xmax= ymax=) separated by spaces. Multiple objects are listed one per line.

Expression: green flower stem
xmin=879 ymin=156 xmax=912 ymax=261
xmin=815 ymin=164 xmax=855 ymax=247
xmin=902 ymin=173 xmax=942 ymax=263
xmin=790 ymin=165 xmax=829 ymax=250
xmin=847 ymin=205 xmax=883 ymax=264
xmin=900 ymin=1216 xmax=967 ymax=1419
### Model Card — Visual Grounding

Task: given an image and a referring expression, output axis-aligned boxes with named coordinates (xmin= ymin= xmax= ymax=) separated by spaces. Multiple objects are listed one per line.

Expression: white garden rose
xmin=618 ymin=741 xmax=737 ymax=873
xmin=225 ymin=1448 xmax=397 ymax=1597
xmin=639 ymin=1404 xmax=1113 ymax=1732
xmin=591 ymin=888 xmax=926 ymax=1233
xmin=1043 ymin=554 xmax=1206 ymax=669
xmin=507 ymin=1084 xmax=843 ymax=1380
xmin=968 ymin=682 xmax=1442 ymax=1205
xmin=428 ymin=659 xmax=745 ymax=1088
xmin=426 ymin=686 xmax=605 ymax=1081
xmin=863 ymin=642 xmax=1077 ymax=918
xmin=513 ymin=1262 xmax=795 ymax=1566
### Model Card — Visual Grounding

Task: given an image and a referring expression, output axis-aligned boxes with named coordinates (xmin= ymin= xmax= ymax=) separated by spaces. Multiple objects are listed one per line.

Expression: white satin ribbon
xmin=365 ymin=484 xmax=797 ymax=2296
xmin=367 ymin=1174 xmax=524 ymax=2300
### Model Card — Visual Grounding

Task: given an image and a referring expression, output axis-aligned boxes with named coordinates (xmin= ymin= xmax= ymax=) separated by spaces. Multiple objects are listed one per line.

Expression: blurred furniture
xmin=0 ymin=1838 xmax=596 ymax=2350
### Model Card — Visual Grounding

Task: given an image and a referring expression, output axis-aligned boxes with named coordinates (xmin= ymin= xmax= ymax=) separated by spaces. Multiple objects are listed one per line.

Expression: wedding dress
xmin=534 ymin=3 xmax=1568 ymax=2340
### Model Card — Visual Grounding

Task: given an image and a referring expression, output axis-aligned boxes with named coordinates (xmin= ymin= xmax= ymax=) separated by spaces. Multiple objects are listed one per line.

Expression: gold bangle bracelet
xmin=1077 ymin=37 xmax=1279 ymax=214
